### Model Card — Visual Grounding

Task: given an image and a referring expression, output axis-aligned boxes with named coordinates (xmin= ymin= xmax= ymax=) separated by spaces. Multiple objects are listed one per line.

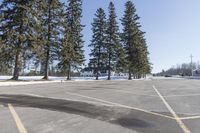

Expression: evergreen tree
xmin=0 ymin=28 xmax=13 ymax=75
xmin=106 ymin=2 xmax=121 ymax=80
xmin=121 ymin=1 xmax=150 ymax=80
xmin=58 ymin=17 xmax=75 ymax=78
xmin=36 ymin=0 xmax=64 ymax=80
xmin=63 ymin=0 xmax=85 ymax=80
xmin=136 ymin=35 xmax=151 ymax=78
xmin=133 ymin=31 xmax=151 ymax=78
xmin=89 ymin=8 xmax=107 ymax=80
xmin=0 ymin=36 xmax=12 ymax=74
xmin=30 ymin=0 xmax=47 ymax=76
xmin=0 ymin=0 xmax=37 ymax=80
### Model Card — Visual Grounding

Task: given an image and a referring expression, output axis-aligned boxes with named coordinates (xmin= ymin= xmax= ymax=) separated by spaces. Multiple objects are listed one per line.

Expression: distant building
xmin=193 ymin=69 xmax=200 ymax=77
xmin=80 ymin=67 xmax=115 ymax=77
xmin=80 ymin=67 xmax=94 ymax=77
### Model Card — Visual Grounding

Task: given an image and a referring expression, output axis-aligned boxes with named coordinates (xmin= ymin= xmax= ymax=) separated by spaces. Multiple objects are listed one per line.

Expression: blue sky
xmin=79 ymin=0 xmax=200 ymax=73
xmin=1 ymin=0 xmax=200 ymax=73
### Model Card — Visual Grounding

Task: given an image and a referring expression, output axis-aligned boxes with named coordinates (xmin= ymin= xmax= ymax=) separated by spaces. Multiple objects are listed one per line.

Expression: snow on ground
xmin=2 ymin=75 xmax=199 ymax=87
xmin=186 ymin=76 xmax=200 ymax=80
xmin=0 ymin=75 xmax=152 ymax=86
xmin=0 ymin=76 xmax=127 ymax=81
xmin=151 ymin=76 xmax=184 ymax=80
xmin=150 ymin=76 xmax=200 ymax=80
xmin=0 ymin=76 xmax=152 ymax=81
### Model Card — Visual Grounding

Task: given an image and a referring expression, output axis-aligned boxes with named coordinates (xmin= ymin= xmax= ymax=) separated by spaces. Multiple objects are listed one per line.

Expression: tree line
xmin=0 ymin=0 xmax=151 ymax=80
xmin=156 ymin=62 xmax=200 ymax=76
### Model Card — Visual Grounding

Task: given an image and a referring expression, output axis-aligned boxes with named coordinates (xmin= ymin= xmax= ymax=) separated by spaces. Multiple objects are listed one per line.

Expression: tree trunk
xmin=128 ymin=67 xmax=132 ymax=80
xmin=96 ymin=66 xmax=99 ymax=80
xmin=96 ymin=47 xmax=100 ymax=80
xmin=67 ymin=63 xmax=71 ymax=80
xmin=43 ymin=6 xmax=51 ymax=80
xmin=11 ymin=51 xmax=20 ymax=80
xmin=42 ymin=49 xmax=50 ymax=80
xmin=107 ymin=54 xmax=111 ymax=80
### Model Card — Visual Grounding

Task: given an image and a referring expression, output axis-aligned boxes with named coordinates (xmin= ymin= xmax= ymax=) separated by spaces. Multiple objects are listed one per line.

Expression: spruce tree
xmin=0 ymin=36 xmax=11 ymax=74
xmin=121 ymin=1 xmax=150 ymax=80
xmin=30 ymin=0 xmax=48 ymax=76
xmin=133 ymin=31 xmax=149 ymax=78
xmin=106 ymin=2 xmax=121 ymax=80
xmin=137 ymin=36 xmax=151 ymax=77
xmin=0 ymin=0 xmax=36 ymax=80
xmin=89 ymin=8 xmax=107 ymax=80
xmin=37 ymin=0 xmax=64 ymax=80
xmin=58 ymin=16 xmax=75 ymax=79
xmin=63 ymin=0 xmax=85 ymax=80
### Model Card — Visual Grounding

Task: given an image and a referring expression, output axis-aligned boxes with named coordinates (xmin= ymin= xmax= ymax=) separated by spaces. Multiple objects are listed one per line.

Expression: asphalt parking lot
xmin=0 ymin=79 xmax=199 ymax=133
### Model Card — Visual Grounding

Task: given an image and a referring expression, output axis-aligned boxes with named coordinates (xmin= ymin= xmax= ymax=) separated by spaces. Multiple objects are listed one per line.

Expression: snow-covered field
xmin=0 ymin=76 xmax=130 ymax=81
xmin=0 ymin=75 xmax=150 ymax=86
xmin=1 ymin=75 xmax=197 ymax=87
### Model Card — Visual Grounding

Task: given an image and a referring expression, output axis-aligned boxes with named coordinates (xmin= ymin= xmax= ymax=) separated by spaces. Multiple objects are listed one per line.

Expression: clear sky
xmin=1 ymin=0 xmax=200 ymax=73
xmin=78 ymin=0 xmax=200 ymax=73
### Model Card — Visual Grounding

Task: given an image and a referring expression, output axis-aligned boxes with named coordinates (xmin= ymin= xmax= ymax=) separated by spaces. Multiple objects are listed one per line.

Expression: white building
xmin=80 ymin=71 xmax=94 ymax=77
xmin=80 ymin=67 xmax=116 ymax=77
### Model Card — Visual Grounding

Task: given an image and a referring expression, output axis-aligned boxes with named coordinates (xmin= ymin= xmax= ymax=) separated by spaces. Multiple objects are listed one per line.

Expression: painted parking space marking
xmin=21 ymin=92 xmax=174 ymax=120
xmin=8 ymin=104 xmax=27 ymax=133
xmin=180 ymin=115 xmax=200 ymax=120
xmin=153 ymin=85 xmax=191 ymax=133
xmin=114 ymin=89 xmax=158 ymax=97
xmin=164 ymin=93 xmax=200 ymax=98
xmin=65 ymin=91 xmax=174 ymax=119
xmin=1 ymin=92 xmax=174 ymax=120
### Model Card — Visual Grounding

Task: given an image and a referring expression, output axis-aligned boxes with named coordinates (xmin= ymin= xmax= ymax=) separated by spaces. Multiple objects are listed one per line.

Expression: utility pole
xmin=190 ymin=54 xmax=193 ymax=76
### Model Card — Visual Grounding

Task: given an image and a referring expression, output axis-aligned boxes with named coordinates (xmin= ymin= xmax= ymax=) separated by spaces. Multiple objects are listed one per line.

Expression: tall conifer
xmin=121 ymin=1 xmax=150 ymax=79
xmin=106 ymin=2 xmax=121 ymax=80
xmin=64 ymin=0 xmax=85 ymax=80
xmin=0 ymin=0 xmax=36 ymax=80
xmin=89 ymin=8 xmax=107 ymax=80
xmin=39 ymin=0 xmax=64 ymax=80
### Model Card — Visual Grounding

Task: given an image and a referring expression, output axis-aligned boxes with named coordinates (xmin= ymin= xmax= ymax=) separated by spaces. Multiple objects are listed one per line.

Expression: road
xmin=0 ymin=79 xmax=199 ymax=133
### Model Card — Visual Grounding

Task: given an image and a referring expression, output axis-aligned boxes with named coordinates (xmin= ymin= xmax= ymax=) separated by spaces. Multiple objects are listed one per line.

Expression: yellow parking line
xmin=153 ymin=85 xmax=191 ymax=133
xmin=8 ymin=104 xmax=27 ymax=133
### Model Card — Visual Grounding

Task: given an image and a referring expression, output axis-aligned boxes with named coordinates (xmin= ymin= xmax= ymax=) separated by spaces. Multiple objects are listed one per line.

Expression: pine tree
xmin=30 ymin=0 xmax=48 ymax=76
xmin=138 ymin=36 xmax=151 ymax=77
xmin=121 ymin=1 xmax=150 ymax=80
xmin=36 ymin=0 xmax=64 ymax=80
xmin=133 ymin=31 xmax=151 ymax=78
xmin=0 ymin=36 xmax=10 ymax=74
xmin=63 ymin=0 xmax=85 ymax=80
xmin=0 ymin=28 xmax=13 ymax=75
xmin=89 ymin=8 xmax=107 ymax=80
xmin=58 ymin=17 xmax=75 ymax=78
xmin=0 ymin=0 xmax=37 ymax=80
xmin=106 ymin=2 xmax=121 ymax=80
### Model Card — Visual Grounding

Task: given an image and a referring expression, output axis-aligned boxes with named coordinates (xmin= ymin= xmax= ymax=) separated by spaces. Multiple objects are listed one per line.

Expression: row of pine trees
xmin=0 ymin=0 xmax=151 ymax=80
